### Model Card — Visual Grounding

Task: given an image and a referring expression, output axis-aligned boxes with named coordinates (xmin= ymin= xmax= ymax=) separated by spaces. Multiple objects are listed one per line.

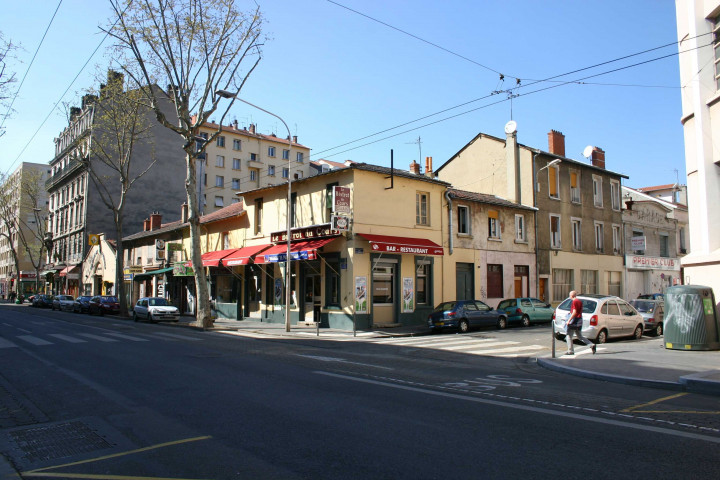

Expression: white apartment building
xmin=675 ymin=1 xmax=720 ymax=296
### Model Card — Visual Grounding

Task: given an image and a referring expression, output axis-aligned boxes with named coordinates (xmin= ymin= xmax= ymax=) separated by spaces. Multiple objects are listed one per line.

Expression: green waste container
xmin=664 ymin=285 xmax=720 ymax=351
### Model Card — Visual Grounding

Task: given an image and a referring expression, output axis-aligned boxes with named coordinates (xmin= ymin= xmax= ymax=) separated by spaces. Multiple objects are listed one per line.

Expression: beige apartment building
xmin=197 ymin=121 xmax=312 ymax=214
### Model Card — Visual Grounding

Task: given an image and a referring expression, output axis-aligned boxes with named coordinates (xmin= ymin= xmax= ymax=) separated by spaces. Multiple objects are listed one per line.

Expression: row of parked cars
xmin=428 ymin=293 xmax=665 ymax=344
xmin=29 ymin=294 xmax=180 ymax=322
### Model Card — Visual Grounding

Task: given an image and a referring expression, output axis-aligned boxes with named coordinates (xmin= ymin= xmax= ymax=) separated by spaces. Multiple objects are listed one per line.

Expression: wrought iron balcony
xmin=45 ymin=159 xmax=85 ymax=190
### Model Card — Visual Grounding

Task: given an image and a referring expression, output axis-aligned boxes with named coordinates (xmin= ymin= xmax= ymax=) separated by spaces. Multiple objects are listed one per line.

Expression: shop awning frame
xmin=222 ymin=244 xmax=271 ymax=266
xmin=356 ymin=233 xmax=444 ymax=256
xmin=134 ymin=267 xmax=174 ymax=281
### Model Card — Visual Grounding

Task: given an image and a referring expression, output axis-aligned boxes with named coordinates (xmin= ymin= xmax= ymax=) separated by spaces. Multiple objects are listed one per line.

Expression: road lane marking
xmin=77 ymin=333 xmax=119 ymax=342
xmin=622 ymin=392 xmax=687 ymax=412
xmin=315 ymin=371 xmax=720 ymax=443
xmin=103 ymin=332 xmax=149 ymax=342
xmin=296 ymin=354 xmax=393 ymax=370
xmin=151 ymin=332 xmax=202 ymax=341
xmin=621 ymin=392 xmax=720 ymax=414
xmin=17 ymin=335 xmax=53 ymax=345
xmin=48 ymin=334 xmax=87 ymax=343
xmin=440 ymin=341 xmax=519 ymax=351
xmin=0 ymin=337 xmax=17 ymax=348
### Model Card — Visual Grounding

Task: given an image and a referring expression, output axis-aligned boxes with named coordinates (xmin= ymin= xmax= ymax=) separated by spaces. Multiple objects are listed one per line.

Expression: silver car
xmin=133 ymin=297 xmax=179 ymax=322
xmin=552 ymin=294 xmax=645 ymax=344
xmin=52 ymin=295 xmax=75 ymax=311
xmin=629 ymin=299 xmax=664 ymax=336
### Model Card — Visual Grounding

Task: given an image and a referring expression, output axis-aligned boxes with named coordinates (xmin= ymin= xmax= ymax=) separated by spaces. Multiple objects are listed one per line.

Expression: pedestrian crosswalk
xmin=0 ymin=330 xmax=202 ymax=349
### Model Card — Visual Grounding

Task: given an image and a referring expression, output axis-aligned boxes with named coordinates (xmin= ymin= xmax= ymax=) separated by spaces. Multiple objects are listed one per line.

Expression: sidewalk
xmin=173 ymin=316 xmax=720 ymax=396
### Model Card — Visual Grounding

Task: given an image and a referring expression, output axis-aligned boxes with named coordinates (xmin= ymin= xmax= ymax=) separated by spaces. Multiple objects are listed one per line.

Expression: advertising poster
xmin=355 ymin=276 xmax=367 ymax=314
xmin=402 ymin=277 xmax=414 ymax=312
xmin=275 ymin=278 xmax=283 ymax=305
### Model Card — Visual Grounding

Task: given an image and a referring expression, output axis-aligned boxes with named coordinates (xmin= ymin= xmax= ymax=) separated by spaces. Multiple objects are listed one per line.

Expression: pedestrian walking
xmin=565 ymin=290 xmax=596 ymax=355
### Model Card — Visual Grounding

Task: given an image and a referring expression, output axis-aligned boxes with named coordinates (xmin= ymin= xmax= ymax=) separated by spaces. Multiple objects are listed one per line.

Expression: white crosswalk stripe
xmin=48 ymin=334 xmax=87 ymax=343
xmin=77 ymin=333 xmax=119 ymax=342
xmin=151 ymin=332 xmax=202 ymax=341
xmin=0 ymin=337 xmax=17 ymax=348
xmin=102 ymin=332 xmax=149 ymax=342
xmin=18 ymin=335 xmax=53 ymax=346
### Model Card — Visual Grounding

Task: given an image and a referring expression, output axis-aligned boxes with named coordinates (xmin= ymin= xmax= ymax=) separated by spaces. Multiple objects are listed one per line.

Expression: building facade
xmin=675 ymin=0 xmax=720 ymax=298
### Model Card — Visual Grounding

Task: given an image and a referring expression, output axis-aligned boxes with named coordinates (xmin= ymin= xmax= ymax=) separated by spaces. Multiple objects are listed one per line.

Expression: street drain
xmin=9 ymin=420 xmax=113 ymax=463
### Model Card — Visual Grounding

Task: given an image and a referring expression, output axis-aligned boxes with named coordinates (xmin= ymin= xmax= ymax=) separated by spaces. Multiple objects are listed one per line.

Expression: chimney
xmin=548 ymin=130 xmax=565 ymax=157
xmin=249 ymin=124 xmax=256 ymax=134
xmin=591 ymin=147 xmax=606 ymax=169
xmin=409 ymin=160 xmax=421 ymax=175
xmin=143 ymin=218 xmax=151 ymax=231
xmin=181 ymin=203 xmax=188 ymax=223
xmin=292 ymin=135 xmax=298 ymax=144
xmin=232 ymin=119 xmax=238 ymax=130
xmin=505 ymin=123 xmax=520 ymax=203
xmin=425 ymin=156 xmax=434 ymax=177
xmin=150 ymin=211 xmax=162 ymax=230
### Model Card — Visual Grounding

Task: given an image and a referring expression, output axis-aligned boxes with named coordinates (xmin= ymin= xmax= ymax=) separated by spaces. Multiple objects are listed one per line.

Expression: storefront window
xmin=372 ymin=262 xmax=394 ymax=304
xmin=249 ymin=265 xmax=262 ymax=302
xmin=325 ymin=255 xmax=341 ymax=307
xmin=215 ymin=275 xmax=238 ymax=303
xmin=415 ymin=261 xmax=431 ymax=305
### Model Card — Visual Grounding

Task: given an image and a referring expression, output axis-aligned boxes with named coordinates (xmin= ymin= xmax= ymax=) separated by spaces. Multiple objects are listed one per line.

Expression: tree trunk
xmin=185 ymin=151 xmax=211 ymax=328
xmin=115 ymin=212 xmax=128 ymax=317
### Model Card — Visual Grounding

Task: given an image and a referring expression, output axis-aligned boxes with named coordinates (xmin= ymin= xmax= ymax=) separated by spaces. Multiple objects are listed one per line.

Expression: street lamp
xmin=535 ymin=158 xmax=561 ymax=192
xmin=216 ymin=90 xmax=293 ymax=332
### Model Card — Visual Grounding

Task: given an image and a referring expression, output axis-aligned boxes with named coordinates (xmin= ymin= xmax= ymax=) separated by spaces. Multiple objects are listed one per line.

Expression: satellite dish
xmin=504 ymin=120 xmax=517 ymax=134
xmin=582 ymin=145 xmax=594 ymax=158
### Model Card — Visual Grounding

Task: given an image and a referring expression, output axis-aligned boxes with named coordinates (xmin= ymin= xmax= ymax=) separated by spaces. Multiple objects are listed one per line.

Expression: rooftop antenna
xmin=406 ymin=136 xmax=422 ymax=166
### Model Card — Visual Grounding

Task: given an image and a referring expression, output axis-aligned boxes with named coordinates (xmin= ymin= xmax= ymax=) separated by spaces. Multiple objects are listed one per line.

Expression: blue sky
xmin=1 ymin=0 xmax=687 ymax=189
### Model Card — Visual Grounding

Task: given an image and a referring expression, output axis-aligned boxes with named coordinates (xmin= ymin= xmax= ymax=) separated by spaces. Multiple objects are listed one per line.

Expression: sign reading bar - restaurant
xmin=271 ymin=223 xmax=338 ymax=243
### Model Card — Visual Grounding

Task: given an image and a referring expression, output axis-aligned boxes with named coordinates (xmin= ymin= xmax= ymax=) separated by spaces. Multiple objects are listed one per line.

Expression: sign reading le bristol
xmin=332 ymin=186 xmax=351 ymax=214
xmin=271 ymin=224 xmax=338 ymax=243
xmin=626 ymin=255 xmax=680 ymax=271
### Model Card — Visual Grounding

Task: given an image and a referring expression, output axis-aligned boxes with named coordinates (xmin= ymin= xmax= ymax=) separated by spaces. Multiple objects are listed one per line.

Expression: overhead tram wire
xmin=0 ymin=0 xmax=64 ymax=134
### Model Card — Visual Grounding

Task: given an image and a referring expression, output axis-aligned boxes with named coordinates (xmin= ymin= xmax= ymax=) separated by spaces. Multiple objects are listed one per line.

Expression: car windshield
xmin=79 ymin=296 xmax=91 ymax=301
xmin=59 ymin=295 xmax=72 ymax=300
xmin=497 ymin=300 xmax=514 ymax=310
xmin=630 ymin=300 xmax=654 ymax=313
xmin=557 ymin=298 xmax=597 ymax=313
xmin=101 ymin=297 xmax=118 ymax=303
xmin=148 ymin=298 xmax=169 ymax=306
xmin=433 ymin=302 xmax=457 ymax=312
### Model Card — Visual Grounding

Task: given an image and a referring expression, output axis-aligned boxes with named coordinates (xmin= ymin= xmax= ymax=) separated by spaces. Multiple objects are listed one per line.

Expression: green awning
xmin=133 ymin=267 xmax=174 ymax=281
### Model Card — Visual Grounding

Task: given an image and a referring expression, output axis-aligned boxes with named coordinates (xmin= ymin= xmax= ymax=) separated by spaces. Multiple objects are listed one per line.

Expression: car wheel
xmin=497 ymin=316 xmax=507 ymax=329
xmin=596 ymin=329 xmax=608 ymax=344
xmin=655 ymin=323 xmax=663 ymax=336
xmin=99 ymin=309 xmax=104 ymax=316
xmin=521 ymin=315 xmax=531 ymax=328
xmin=633 ymin=325 xmax=643 ymax=340
xmin=458 ymin=319 xmax=469 ymax=333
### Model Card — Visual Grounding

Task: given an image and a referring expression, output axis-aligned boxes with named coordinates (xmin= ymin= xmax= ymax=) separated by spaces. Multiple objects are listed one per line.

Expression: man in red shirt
xmin=565 ymin=290 xmax=596 ymax=355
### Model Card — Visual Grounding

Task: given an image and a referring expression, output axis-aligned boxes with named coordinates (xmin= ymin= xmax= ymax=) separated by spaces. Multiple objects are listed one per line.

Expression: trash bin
xmin=664 ymin=285 xmax=720 ymax=351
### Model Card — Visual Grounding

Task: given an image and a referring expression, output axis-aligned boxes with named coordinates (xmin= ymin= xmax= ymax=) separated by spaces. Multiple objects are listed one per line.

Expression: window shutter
xmin=570 ymin=172 xmax=577 ymax=188
xmin=549 ymin=168 xmax=557 ymax=196
xmin=488 ymin=210 xmax=498 ymax=219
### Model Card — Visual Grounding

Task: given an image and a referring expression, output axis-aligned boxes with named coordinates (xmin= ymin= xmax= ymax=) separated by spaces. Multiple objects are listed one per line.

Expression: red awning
xmin=222 ymin=244 xmax=272 ymax=266
xmin=58 ymin=266 xmax=79 ymax=277
xmin=186 ymin=248 xmax=238 ymax=268
xmin=357 ymin=233 xmax=443 ymax=255
xmin=255 ymin=237 xmax=339 ymax=264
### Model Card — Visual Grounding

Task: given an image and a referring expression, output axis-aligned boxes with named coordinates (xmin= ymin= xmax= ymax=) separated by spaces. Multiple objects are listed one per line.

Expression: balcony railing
xmin=45 ymin=159 xmax=85 ymax=190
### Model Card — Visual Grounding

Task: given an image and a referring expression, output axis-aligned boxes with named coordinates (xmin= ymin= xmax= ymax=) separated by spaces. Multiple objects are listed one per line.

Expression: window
xmin=233 ymin=139 xmax=241 ymax=151
xmin=608 ymin=271 xmax=622 ymax=297
xmin=416 ymin=261 xmax=431 ymax=305
xmin=610 ymin=180 xmax=621 ymax=211
xmin=215 ymin=155 xmax=225 ymax=167
xmin=215 ymin=175 xmax=224 ymax=187
xmin=714 ymin=15 xmax=720 ymax=90
xmin=325 ymin=255 xmax=341 ymax=308
xmin=487 ymin=264 xmax=503 ymax=298
xmin=660 ymin=233 xmax=669 ymax=257
xmin=249 ymin=169 xmax=258 ymax=182
xmin=216 ymin=136 xmax=225 ymax=147
xmin=457 ymin=205 xmax=469 ymax=235
xmin=282 ymin=167 xmax=289 ymax=178
xmin=282 ymin=149 xmax=289 ymax=160
xmin=215 ymin=196 xmax=224 ymax=207
xmin=632 ymin=229 xmax=645 ymax=255
xmin=296 ymin=152 xmax=304 ymax=162
xmin=553 ymin=268 xmax=573 ymax=302
xmin=222 ymin=232 xmax=230 ymax=250
xmin=571 ymin=218 xmax=582 ymax=250
xmin=581 ymin=270 xmax=598 ymax=294
xmin=268 ymin=146 xmax=276 ymax=157
xmin=250 ymin=153 xmax=258 ymax=161
xmin=679 ymin=227 xmax=686 ymax=253
xmin=290 ymin=192 xmax=297 ymax=228
xmin=550 ymin=214 xmax=561 ymax=249
xmin=232 ymin=158 xmax=241 ymax=170
xmin=595 ymin=222 xmax=604 ymax=252
xmin=488 ymin=210 xmax=500 ymax=239
xmin=268 ymin=165 xmax=276 ymax=176
xmin=515 ymin=214 xmax=526 ymax=242
xmin=203 ymin=174 xmax=207 ymax=186
xmin=372 ymin=262 xmax=395 ymax=304
xmin=231 ymin=178 xmax=240 ymax=190
xmin=254 ymin=198 xmax=262 ymax=234
xmin=612 ymin=224 xmax=622 ymax=254
xmin=570 ymin=171 xmax=580 ymax=203
xmin=416 ymin=192 xmax=429 ymax=225
xmin=593 ymin=175 xmax=603 ymax=207
xmin=231 ymin=198 xmax=240 ymax=204
xmin=548 ymin=164 xmax=559 ymax=198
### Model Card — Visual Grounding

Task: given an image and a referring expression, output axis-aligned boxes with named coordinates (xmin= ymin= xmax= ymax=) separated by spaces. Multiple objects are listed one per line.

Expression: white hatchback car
xmin=552 ymin=294 xmax=645 ymax=344
xmin=133 ymin=297 xmax=179 ymax=322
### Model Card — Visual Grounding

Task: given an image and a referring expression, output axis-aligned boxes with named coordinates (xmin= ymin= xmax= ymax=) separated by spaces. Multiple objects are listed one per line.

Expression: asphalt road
xmin=1 ymin=305 xmax=719 ymax=479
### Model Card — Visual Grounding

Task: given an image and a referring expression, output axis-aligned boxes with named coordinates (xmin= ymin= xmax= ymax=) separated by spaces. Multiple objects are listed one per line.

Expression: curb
xmin=679 ymin=371 xmax=720 ymax=396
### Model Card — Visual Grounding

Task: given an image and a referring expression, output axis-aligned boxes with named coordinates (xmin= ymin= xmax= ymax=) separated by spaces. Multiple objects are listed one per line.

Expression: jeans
xmin=566 ymin=327 xmax=593 ymax=353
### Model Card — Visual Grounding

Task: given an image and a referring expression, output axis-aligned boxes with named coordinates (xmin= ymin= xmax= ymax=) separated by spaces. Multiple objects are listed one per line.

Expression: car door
xmin=603 ymin=299 xmax=623 ymax=336
xmin=618 ymin=300 xmax=640 ymax=335
xmin=462 ymin=301 xmax=481 ymax=327
xmin=530 ymin=298 xmax=553 ymax=322
xmin=475 ymin=301 xmax=496 ymax=326
xmin=520 ymin=298 xmax=534 ymax=322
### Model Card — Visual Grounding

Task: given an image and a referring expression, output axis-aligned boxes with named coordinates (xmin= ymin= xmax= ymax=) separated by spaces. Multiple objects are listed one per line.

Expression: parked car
xmin=88 ymin=296 xmax=120 ymax=316
xmin=52 ymin=295 xmax=75 ymax=311
xmin=133 ymin=297 xmax=180 ymax=322
xmin=552 ymin=294 xmax=644 ymax=344
xmin=73 ymin=295 xmax=93 ymax=314
xmin=32 ymin=294 xmax=54 ymax=308
xmin=638 ymin=293 xmax=664 ymax=301
xmin=496 ymin=297 xmax=554 ymax=327
xmin=629 ymin=299 xmax=665 ymax=336
xmin=428 ymin=299 xmax=508 ymax=333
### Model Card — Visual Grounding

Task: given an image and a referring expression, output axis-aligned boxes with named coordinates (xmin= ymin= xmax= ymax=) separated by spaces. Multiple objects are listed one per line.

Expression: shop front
xmin=170 ymin=262 xmax=195 ymax=315
xmin=625 ymin=254 xmax=681 ymax=299
xmin=18 ymin=271 xmax=39 ymax=297
xmin=59 ymin=266 xmax=80 ymax=297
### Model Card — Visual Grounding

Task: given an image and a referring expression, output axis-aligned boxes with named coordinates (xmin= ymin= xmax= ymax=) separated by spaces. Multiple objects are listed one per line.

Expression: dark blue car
xmin=428 ymin=300 xmax=508 ymax=333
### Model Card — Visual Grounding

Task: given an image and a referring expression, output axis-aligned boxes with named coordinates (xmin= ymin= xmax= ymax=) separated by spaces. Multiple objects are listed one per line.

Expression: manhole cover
xmin=9 ymin=420 xmax=113 ymax=463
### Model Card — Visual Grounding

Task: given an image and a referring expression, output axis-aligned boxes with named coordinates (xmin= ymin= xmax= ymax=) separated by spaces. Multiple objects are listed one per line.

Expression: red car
xmin=88 ymin=296 xmax=120 ymax=316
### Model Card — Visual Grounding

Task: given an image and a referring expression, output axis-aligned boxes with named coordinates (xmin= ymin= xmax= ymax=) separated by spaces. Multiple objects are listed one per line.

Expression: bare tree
xmin=0 ymin=173 xmax=22 ymax=296
xmin=105 ymin=0 xmax=265 ymax=328
xmin=78 ymin=70 xmax=157 ymax=317
xmin=0 ymin=31 xmax=19 ymax=138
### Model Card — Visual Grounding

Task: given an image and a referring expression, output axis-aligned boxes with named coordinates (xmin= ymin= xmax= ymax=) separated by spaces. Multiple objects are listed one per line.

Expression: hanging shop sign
xmin=332 ymin=186 xmax=351 ymax=214
xmin=173 ymin=262 xmax=194 ymax=277
xmin=271 ymin=223 xmax=337 ymax=243
xmin=331 ymin=215 xmax=350 ymax=232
